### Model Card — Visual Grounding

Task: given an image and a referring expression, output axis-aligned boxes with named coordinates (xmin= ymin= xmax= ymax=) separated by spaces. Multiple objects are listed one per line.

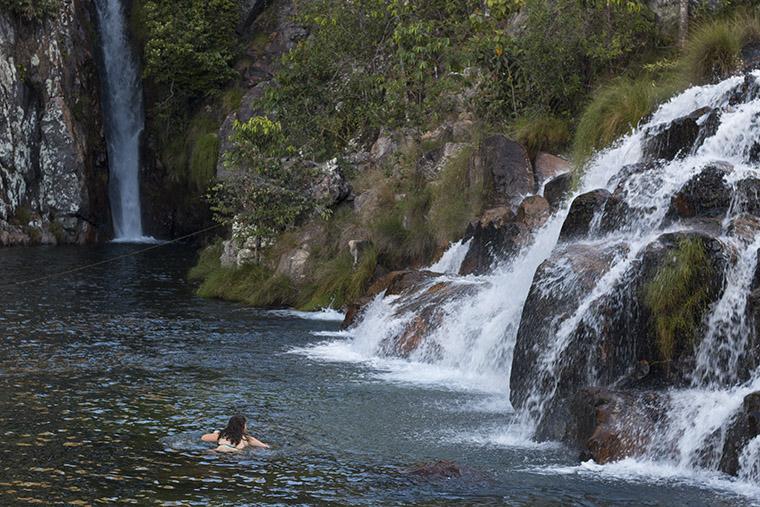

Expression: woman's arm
xmin=201 ymin=431 xmax=220 ymax=442
xmin=246 ymin=435 xmax=270 ymax=448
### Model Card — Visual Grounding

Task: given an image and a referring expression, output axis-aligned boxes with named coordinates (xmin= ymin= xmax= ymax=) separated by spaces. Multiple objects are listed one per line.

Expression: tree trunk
xmin=679 ymin=0 xmax=689 ymax=47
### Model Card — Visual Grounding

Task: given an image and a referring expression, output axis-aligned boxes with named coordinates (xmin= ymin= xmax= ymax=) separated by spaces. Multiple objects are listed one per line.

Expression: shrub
xmin=513 ymin=113 xmax=571 ymax=158
xmin=0 ymin=0 xmax=56 ymax=20
xmin=643 ymin=238 xmax=714 ymax=362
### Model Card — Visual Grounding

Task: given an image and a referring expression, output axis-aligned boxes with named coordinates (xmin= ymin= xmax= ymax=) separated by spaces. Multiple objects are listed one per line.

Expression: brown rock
xmin=516 ymin=196 xmax=551 ymax=230
xmin=534 ymin=152 xmax=571 ymax=185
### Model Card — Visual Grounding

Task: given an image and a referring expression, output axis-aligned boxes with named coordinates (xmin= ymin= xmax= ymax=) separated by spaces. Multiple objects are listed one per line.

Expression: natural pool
xmin=0 ymin=245 xmax=755 ymax=505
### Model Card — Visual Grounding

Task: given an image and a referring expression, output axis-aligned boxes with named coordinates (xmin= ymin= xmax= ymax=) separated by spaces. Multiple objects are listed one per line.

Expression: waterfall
xmin=300 ymin=69 xmax=760 ymax=493
xmin=94 ymin=0 xmax=146 ymax=241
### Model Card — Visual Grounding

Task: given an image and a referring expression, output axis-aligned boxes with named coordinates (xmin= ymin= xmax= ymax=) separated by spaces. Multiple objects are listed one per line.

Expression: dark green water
xmin=0 ymin=245 xmax=755 ymax=506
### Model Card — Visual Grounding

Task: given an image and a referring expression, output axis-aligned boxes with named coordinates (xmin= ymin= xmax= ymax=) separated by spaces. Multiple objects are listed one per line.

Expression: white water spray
xmin=95 ymin=0 xmax=146 ymax=241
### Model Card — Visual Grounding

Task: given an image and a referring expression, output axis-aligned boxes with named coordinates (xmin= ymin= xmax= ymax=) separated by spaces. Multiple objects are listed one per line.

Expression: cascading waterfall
xmin=94 ymin=0 xmax=146 ymax=241
xmin=307 ymin=70 xmax=760 ymax=492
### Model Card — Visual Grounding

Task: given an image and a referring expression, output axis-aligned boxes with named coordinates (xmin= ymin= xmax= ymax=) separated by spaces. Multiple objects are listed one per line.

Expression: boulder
xmin=276 ymin=248 xmax=310 ymax=282
xmin=642 ymin=114 xmax=701 ymax=162
xmin=511 ymin=231 xmax=728 ymax=441
xmin=719 ymin=391 xmax=760 ymax=475
xmin=666 ymin=164 xmax=731 ymax=220
xmin=534 ymin=152 xmax=571 ymax=185
xmin=516 ymin=195 xmax=551 ymax=230
xmin=572 ymin=388 xmax=664 ymax=464
xmin=471 ymin=134 xmax=534 ymax=204
xmin=559 ymin=189 xmax=613 ymax=241
xmin=370 ymin=129 xmax=398 ymax=163
xmin=458 ymin=207 xmax=524 ymax=275
xmin=311 ymin=159 xmax=351 ymax=206
xmin=543 ymin=172 xmax=573 ymax=208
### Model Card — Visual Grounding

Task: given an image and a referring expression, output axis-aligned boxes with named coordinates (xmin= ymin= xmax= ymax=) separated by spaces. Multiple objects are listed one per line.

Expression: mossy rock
xmin=640 ymin=232 xmax=728 ymax=367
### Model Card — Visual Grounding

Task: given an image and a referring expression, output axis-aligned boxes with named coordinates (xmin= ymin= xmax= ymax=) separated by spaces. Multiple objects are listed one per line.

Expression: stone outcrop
xmin=459 ymin=196 xmax=551 ymax=275
xmin=0 ymin=1 xmax=109 ymax=245
xmin=511 ymin=231 xmax=728 ymax=441
xmin=469 ymin=134 xmax=534 ymax=205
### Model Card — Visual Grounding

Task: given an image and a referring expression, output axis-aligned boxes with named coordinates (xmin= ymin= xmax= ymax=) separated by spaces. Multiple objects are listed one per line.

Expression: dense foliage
xmin=133 ymin=0 xmax=239 ymax=124
xmin=265 ymin=0 xmax=656 ymax=160
xmin=0 ymin=0 xmax=56 ymax=19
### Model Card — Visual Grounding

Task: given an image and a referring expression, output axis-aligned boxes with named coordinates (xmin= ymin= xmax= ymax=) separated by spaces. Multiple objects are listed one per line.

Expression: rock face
xmin=459 ymin=196 xmax=551 ymax=275
xmin=642 ymin=113 xmax=700 ymax=162
xmin=0 ymin=2 xmax=109 ymax=245
xmin=470 ymin=134 xmax=534 ymax=204
xmin=666 ymin=165 xmax=731 ymax=220
xmin=511 ymin=231 xmax=728 ymax=441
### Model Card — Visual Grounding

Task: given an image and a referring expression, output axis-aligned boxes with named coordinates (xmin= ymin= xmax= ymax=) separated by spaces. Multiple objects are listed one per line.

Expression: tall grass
xmin=513 ymin=113 xmax=571 ymax=158
xmin=573 ymin=78 xmax=662 ymax=163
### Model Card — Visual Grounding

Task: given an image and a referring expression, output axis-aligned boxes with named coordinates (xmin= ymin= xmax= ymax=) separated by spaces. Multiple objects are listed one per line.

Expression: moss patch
xmin=643 ymin=238 xmax=714 ymax=362
xmin=190 ymin=133 xmax=219 ymax=190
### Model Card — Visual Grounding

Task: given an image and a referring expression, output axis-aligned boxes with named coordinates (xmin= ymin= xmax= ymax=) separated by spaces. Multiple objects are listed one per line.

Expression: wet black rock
xmin=719 ymin=392 xmax=760 ymax=475
xmin=544 ymin=172 xmax=573 ymax=209
xmin=559 ymin=189 xmax=613 ymax=240
xmin=666 ymin=165 xmax=731 ymax=220
xmin=642 ymin=115 xmax=701 ymax=162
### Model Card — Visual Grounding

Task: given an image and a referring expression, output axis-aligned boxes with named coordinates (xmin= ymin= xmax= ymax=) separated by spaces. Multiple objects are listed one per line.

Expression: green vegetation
xmin=185 ymin=1 xmax=760 ymax=310
xmin=133 ymin=0 xmax=239 ymax=123
xmin=573 ymin=78 xmax=664 ymax=162
xmin=643 ymin=238 xmax=714 ymax=362
xmin=190 ymin=133 xmax=219 ymax=190
xmin=189 ymin=242 xmax=297 ymax=307
xmin=208 ymin=116 xmax=320 ymax=242
xmin=0 ymin=0 xmax=56 ymax=20
xmin=301 ymin=248 xmax=378 ymax=310
xmin=683 ymin=14 xmax=760 ymax=84
xmin=513 ymin=113 xmax=571 ymax=159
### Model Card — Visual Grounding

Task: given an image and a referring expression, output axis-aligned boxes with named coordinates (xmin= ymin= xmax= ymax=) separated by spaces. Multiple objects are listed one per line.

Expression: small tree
xmin=208 ymin=117 xmax=321 ymax=246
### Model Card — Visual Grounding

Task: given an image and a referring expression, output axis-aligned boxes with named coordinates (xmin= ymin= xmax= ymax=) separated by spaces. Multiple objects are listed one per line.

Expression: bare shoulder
xmin=201 ymin=430 xmax=220 ymax=442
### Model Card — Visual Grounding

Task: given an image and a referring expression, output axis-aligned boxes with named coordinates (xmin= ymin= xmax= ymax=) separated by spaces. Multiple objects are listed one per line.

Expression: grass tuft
xmin=190 ymin=133 xmax=219 ymax=190
xmin=513 ymin=113 xmax=571 ymax=158
xmin=573 ymin=78 xmax=663 ymax=164
xmin=643 ymin=238 xmax=714 ymax=362
xmin=683 ymin=18 xmax=742 ymax=84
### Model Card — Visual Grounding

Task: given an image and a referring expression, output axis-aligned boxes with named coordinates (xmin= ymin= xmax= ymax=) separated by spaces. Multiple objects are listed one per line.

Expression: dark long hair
xmin=218 ymin=415 xmax=248 ymax=446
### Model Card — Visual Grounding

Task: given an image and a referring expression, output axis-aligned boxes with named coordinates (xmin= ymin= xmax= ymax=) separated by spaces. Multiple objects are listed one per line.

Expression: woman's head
xmin=219 ymin=415 xmax=248 ymax=445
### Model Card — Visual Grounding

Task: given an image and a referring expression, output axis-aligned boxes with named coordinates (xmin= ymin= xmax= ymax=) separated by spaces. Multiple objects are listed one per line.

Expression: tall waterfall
xmin=302 ymin=69 xmax=760 ymax=492
xmin=95 ymin=0 xmax=146 ymax=241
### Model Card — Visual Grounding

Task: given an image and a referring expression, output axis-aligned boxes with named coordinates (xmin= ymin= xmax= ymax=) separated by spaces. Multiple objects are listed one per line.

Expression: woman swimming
xmin=201 ymin=415 xmax=270 ymax=452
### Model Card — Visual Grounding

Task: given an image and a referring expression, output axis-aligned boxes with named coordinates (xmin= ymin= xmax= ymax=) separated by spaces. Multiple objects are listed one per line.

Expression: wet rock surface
xmin=642 ymin=113 xmax=701 ymax=162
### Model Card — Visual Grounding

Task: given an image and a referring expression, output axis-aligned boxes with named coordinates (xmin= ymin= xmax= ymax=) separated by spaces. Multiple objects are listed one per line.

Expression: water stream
xmin=308 ymin=71 xmax=760 ymax=499
xmin=0 ymin=246 xmax=755 ymax=505
xmin=94 ymin=0 xmax=146 ymax=241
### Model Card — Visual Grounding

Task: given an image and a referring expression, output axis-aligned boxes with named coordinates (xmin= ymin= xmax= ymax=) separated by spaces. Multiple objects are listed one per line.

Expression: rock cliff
xmin=0 ymin=1 xmax=109 ymax=245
